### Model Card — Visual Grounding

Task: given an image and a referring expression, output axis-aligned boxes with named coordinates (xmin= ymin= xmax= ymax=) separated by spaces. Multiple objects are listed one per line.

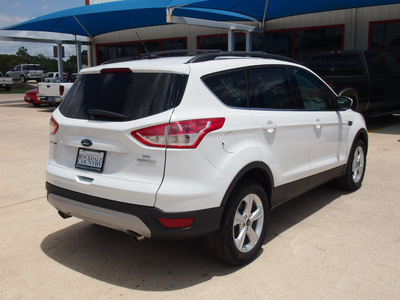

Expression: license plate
xmin=75 ymin=148 xmax=106 ymax=172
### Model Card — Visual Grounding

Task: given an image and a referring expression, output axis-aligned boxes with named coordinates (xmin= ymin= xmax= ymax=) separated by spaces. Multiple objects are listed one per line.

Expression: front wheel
xmin=337 ymin=140 xmax=367 ymax=191
xmin=20 ymin=75 xmax=26 ymax=83
xmin=204 ymin=179 xmax=269 ymax=266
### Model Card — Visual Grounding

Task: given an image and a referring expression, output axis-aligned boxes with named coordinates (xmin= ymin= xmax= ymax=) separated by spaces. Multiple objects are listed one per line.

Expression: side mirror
xmin=337 ymin=96 xmax=353 ymax=111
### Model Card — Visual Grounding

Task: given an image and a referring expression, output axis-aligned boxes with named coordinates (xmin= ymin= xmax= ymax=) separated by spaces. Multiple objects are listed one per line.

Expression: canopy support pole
xmin=73 ymin=16 xmax=93 ymax=39
xmin=76 ymin=43 xmax=82 ymax=72
xmin=228 ymin=30 xmax=235 ymax=51
xmin=262 ymin=0 xmax=270 ymax=29
xmin=246 ymin=32 xmax=253 ymax=51
xmin=56 ymin=43 xmax=64 ymax=77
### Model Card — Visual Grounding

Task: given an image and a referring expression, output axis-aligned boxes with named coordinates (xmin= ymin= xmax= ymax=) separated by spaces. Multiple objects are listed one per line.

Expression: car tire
xmin=20 ymin=75 xmax=26 ymax=83
xmin=337 ymin=139 xmax=367 ymax=191
xmin=204 ymin=179 xmax=269 ymax=266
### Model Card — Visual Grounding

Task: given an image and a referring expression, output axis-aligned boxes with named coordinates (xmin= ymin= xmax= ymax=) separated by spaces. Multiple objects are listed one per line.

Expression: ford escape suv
xmin=46 ymin=51 xmax=368 ymax=265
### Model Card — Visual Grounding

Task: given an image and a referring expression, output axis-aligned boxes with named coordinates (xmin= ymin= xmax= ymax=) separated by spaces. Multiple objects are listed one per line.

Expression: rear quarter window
xmin=202 ymin=70 xmax=248 ymax=108
xmin=59 ymin=72 xmax=188 ymax=121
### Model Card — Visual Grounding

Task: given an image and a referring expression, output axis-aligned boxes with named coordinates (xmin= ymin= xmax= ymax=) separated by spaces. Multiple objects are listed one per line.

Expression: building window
xmin=97 ymin=45 xmax=117 ymax=64
xmin=252 ymin=25 xmax=344 ymax=63
xmin=96 ymin=38 xmax=187 ymax=64
xmin=198 ymin=34 xmax=246 ymax=51
xmin=294 ymin=26 xmax=343 ymax=62
xmin=118 ymin=43 xmax=138 ymax=58
xmin=370 ymin=20 xmax=400 ymax=60
xmin=163 ymin=39 xmax=188 ymax=52
xmin=253 ymin=31 xmax=292 ymax=57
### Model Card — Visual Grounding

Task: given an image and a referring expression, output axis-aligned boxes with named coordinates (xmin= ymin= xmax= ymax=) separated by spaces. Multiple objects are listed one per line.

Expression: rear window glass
xmin=308 ymin=54 xmax=366 ymax=76
xmin=25 ymin=65 xmax=42 ymax=71
xmin=59 ymin=72 xmax=188 ymax=121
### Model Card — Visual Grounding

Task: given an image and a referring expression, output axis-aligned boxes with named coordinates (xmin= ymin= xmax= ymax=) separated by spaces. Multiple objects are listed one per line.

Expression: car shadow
xmin=266 ymin=183 xmax=348 ymax=243
xmin=366 ymin=114 xmax=399 ymax=134
xmin=41 ymin=222 xmax=236 ymax=291
xmin=41 ymin=183 xmax=347 ymax=291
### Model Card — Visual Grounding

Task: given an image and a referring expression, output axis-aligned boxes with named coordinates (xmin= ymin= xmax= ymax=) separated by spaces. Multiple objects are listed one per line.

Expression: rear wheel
xmin=20 ymin=75 xmax=26 ymax=83
xmin=337 ymin=139 xmax=366 ymax=191
xmin=204 ymin=179 xmax=269 ymax=266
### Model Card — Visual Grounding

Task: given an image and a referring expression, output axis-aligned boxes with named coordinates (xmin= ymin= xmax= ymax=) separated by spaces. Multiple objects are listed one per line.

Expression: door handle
xmin=313 ymin=119 xmax=322 ymax=130
xmin=262 ymin=121 xmax=277 ymax=133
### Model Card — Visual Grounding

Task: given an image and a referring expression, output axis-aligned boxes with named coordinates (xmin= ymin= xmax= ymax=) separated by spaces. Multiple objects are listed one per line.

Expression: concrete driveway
xmin=1 ymin=94 xmax=399 ymax=299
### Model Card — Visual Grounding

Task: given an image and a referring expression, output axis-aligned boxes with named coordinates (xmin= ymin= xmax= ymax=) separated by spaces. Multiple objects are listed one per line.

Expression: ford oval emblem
xmin=81 ymin=139 xmax=93 ymax=147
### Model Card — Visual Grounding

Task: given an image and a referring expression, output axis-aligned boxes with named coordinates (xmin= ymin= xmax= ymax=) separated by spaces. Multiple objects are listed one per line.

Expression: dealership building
xmin=2 ymin=0 xmax=399 ymax=69
xmin=86 ymin=0 xmax=400 ymax=65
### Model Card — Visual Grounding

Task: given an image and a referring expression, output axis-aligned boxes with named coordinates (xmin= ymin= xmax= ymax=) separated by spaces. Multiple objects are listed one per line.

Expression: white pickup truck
xmin=38 ymin=80 xmax=73 ymax=105
xmin=0 ymin=72 xmax=13 ymax=91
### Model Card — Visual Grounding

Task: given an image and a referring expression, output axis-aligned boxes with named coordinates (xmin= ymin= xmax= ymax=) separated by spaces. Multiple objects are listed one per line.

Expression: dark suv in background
xmin=307 ymin=51 xmax=400 ymax=116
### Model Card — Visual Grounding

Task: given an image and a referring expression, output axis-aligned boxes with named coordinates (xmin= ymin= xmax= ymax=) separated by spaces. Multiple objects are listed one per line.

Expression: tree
xmin=16 ymin=46 xmax=30 ymax=58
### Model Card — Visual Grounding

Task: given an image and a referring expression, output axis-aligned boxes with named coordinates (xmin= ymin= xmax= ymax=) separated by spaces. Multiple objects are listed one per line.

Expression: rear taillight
xmin=59 ymin=85 xmax=65 ymax=96
xmin=131 ymin=118 xmax=225 ymax=149
xmin=49 ymin=116 xmax=59 ymax=135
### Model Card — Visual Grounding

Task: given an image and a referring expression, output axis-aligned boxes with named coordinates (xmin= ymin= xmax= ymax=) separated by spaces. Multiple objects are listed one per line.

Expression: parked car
xmin=6 ymin=64 xmax=44 ymax=83
xmin=0 ymin=71 xmax=13 ymax=91
xmin=307 ymin=51 xmax=400 ymax=116
xmin=24 ymin=88 xmax=42 ymax=106
xmin=46 ymin=51 xmax=368 ymax=265
xmin=43 ymin=72 xmax=67 ymax=82
xmin=38 ymin=78 xmax=74 ymax=106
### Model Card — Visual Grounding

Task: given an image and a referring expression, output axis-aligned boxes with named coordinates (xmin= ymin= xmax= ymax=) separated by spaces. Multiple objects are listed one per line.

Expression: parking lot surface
xmin=1 ymin=94 xmax=399 ymax=299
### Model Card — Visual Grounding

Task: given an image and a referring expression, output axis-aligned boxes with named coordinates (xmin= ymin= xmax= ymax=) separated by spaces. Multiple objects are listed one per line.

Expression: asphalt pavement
xmin=1 ymin=94 xmax=399 ymax=299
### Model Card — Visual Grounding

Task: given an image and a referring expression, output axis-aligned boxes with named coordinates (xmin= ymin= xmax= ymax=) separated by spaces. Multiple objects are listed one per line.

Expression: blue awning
xmin=2 ymin=0 xmax=399 ymax=37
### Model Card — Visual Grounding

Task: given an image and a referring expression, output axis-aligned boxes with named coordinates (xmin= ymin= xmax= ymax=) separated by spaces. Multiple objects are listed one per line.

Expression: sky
xmin=0 ymin=0 xmax=87 ymax=58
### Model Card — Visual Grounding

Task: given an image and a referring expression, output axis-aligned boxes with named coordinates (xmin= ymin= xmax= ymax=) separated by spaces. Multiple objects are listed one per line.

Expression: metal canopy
xmin=2 ymin=0 xmax=398 ymax=38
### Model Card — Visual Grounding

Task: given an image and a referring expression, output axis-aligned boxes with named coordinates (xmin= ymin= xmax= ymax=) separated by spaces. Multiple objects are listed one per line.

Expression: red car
xmin=24 ymin=88 xmax=44 ymax=106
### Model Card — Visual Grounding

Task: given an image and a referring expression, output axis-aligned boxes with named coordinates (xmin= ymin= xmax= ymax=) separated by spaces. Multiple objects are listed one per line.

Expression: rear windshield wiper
xmin=88 ymin=109 xmax=130 ymax=120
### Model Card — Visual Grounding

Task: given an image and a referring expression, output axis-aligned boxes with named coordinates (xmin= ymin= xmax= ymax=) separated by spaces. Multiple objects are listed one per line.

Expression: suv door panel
xmin=290 ymin=67 xmax=348 ymax=176
xmin=249 ymin=67 xmax=311 ymax=188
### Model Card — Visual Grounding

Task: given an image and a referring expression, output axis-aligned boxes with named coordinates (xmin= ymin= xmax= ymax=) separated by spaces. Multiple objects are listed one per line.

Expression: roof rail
xmin=187 ymin=51 xmax=298 ymax=64
xmin=101 ymin=50 xmax=298 ymax=65
xmin=139 ymin=49 xmax=222 ymax=59
xmin=101 ymin=49 xmax=223 ymax=64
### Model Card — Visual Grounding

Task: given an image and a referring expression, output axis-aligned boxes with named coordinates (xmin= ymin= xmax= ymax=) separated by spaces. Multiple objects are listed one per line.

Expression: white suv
xmin=46 ymin=51 xmax=368 ymax=265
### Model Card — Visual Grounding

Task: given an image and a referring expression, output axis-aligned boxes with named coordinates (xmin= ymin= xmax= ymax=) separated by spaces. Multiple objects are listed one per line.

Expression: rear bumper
xmin=46 ymin=182 xmax=223 ymax=239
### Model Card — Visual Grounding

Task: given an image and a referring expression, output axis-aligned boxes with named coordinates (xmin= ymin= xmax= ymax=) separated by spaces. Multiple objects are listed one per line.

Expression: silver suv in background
xmin=6 ymin=64 xmax=44 ymax=82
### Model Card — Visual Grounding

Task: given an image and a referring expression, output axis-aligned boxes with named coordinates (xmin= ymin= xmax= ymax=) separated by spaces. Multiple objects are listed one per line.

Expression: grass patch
xmin=0 ymin=82 xmax=36 ymax=94
xmin=0 ymin=88 xmax=31 ymax=94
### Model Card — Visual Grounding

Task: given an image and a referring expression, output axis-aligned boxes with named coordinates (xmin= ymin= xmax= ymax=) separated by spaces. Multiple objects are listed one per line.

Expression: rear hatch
xmin=27 ymin=65 xmax=44 ymax=77
xmin=48 ymin=67 xmax=188 ymax=207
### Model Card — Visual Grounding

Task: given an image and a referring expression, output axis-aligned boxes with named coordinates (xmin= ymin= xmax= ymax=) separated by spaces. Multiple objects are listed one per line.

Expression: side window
xmin=290 ymin=68 xmax=335 ymax=110
xmin=368 ymin=54 xmax=387 ymax=77
xmin=249 ymin=67 xmax=294 ymax=109
xmin=202 ymin=70 xmax=248 ymax=108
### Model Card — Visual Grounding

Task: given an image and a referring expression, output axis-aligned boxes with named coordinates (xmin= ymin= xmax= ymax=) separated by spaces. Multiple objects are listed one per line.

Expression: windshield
xmin=59 ymin=72 xmax=187 ymax=121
